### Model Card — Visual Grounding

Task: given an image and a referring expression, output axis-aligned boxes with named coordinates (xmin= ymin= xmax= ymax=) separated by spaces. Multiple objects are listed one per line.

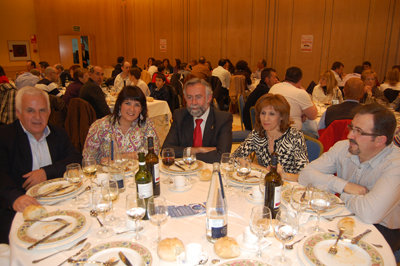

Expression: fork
xmin=324 ymin=213 xmax=355 ymax=222
xmin=328 ymin=227 xmax=345 ymax=255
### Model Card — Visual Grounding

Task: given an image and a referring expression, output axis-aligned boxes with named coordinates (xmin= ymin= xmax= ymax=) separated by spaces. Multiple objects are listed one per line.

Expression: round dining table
xmin=9 ymin=162 xmax=396 ymax=266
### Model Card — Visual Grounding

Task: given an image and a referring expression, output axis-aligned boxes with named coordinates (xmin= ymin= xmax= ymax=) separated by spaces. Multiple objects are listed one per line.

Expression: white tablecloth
xmin=9 ymin=164 xmax=396 ymax=266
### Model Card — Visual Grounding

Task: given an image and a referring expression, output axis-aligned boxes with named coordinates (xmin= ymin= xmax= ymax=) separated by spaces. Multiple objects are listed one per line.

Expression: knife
xmin=118 ymin=251 xmax=133 ymax=266
xmin=351 ymin=229 xmax=372 ymax=244
xmin=173 ymin=162 xmax=186 ymax=171
xmin=48 ymin=186 xmax=91 ymax=206
xmin=57 ymin=242 xmax=91 ymax=266
xmin=34 ymin=184 xmax=63 ymax=198
xmin=27 ymin=222 xmax=70 ymax=250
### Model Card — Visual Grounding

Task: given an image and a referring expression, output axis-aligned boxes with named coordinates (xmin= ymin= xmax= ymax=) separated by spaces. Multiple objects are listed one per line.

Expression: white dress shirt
xmin=212 ymin=66 xmax=231 ymax=88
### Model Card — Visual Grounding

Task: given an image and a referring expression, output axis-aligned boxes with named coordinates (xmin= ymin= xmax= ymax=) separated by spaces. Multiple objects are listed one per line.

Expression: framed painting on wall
xmin=8 ymin=40 xmax=31 ymax=61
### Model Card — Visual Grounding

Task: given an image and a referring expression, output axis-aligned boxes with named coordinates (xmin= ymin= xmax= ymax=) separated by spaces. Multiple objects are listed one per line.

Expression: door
xmin=59 ymin=35 xmax=91 ymax=68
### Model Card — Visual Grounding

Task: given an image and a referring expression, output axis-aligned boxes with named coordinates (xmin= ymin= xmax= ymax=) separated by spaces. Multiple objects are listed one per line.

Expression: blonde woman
xmin=312 ymin=70 xmax=343 ymax=104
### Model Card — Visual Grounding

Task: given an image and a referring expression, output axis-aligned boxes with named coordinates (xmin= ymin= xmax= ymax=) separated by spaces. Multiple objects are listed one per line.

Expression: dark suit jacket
xmin=79 ymin=78 xmax=111 ymax=119
xmin=243 ymin=80 xmax=270 ymax=130
xmin=325 ymin=100 xmax=360 ymax=127
xmin=0 ymin=120 xmax=81 ymax=243
xmin=162 ymin=107 xmax=233 ymax=163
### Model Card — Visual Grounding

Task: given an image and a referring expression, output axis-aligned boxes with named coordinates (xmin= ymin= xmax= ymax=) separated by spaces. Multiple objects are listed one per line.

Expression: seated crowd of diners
xmin=0 ymin=57 xmax=399 ymax=261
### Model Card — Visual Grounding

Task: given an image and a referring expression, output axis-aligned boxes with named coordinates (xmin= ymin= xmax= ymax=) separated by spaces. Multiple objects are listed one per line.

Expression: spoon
xmin=285 ymin=236 xmax=306 ymax=250
xmin=90 ymin=209 xmax=103 ymax=227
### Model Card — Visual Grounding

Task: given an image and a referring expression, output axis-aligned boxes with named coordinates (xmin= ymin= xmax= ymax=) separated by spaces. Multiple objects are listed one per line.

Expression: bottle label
xmin=207 ymin=219 xmax=227 ymax=238
xmin=137 ymin=183 xmax=153 ymax=199
xmin=274 ymin=185 xmax=282 ymax=209
xmin=154 ymin=163 xmax=160 ymax=183
xmin=111 ymin=171 xmax=124 ymax=189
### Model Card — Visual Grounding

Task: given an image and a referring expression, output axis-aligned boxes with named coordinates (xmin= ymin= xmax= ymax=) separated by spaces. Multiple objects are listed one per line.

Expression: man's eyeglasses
xmin=347 ymin=124 xmax=381 ymax=137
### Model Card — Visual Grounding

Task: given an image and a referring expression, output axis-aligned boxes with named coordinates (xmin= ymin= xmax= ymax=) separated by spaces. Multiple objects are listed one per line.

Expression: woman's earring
xmin=140 ymin=113 xmax=144 ymax=120
xmin=118 ymin=110 xmax=121 ymax=117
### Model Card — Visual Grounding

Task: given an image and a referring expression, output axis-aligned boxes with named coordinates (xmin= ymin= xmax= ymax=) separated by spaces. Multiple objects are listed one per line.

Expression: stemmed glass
xmin=249 ymin=206 xmax=272 ymax=258
xmin=235 ymin=156 xmax=252 ymax=194
xmin=290 ymin=186 xmax=311 ymax=232
xmin=65 ymin=163 xmax=83 ymax=184
xmin=161 ymin=148 xmax=175 ymax=166
xmin=183 ymin=147 xmax=196 ymax=168
xmin=147 ymin=196 xmax=169 ymax=243
xmin=125 ymin=194 xmax=146 ymax=240
xmin=82 ymin=157 xmax=97 ymax=186
xmin=220 ymin=153 xmax=234 ymax=192
xmin=309 ymin=188 xmax=331 ymax=232
xmin=102 ymin=179 xmax=119 ymax=225
xmin=93 ymin=184 xmax=113 ymax=238
xmin=272 ymin=207 xmax=298 ymax=265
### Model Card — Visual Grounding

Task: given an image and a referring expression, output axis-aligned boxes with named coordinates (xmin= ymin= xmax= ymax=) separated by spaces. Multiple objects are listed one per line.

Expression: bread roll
xmin=23 ymin=205 xmax=47 ymax=220
xmin=157 ymin=238 xmax=185 ymax=262
xmin=214 ymin=236 xmax=240 ymax=259
xmin=199 ymin=168 xmax=212 ymax=181
xmin=337 ymin=217 xmax=355 ymax=236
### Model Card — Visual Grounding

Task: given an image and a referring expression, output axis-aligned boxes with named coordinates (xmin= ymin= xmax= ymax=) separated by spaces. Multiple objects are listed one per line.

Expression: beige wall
xmin=0 ymin=0 xmax=39 ymax=78
xmin=1 ymin=0 xmax=399 ymax=85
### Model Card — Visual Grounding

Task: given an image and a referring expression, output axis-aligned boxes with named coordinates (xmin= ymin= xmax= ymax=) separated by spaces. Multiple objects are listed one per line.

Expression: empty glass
xmin=65 ymin=163 xmax=82 ymax=184
xmin=93 ymin=184 xmax=113 ymax=238
xmin=125 ymin=194 xmax=146 ymax=240
xmin=220 ymin=153 xmax=234 ymax=192
xmin=183 ymin=147 xmax=196 ymax=168
xmin=250 ymin=206 xmax=272 ymax=258
xmin=309 ymin=188 xmax=331 ymax=232
xmin=147 ymin=196 xmax=169 ymax=243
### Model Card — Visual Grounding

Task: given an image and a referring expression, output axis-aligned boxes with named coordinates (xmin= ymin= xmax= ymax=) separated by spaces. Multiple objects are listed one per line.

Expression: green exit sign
xmin=73 ymin=26 xmax=80 ymax=32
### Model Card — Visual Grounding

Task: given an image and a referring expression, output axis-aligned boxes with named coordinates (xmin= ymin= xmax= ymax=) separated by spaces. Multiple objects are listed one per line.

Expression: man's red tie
xmin=193 ymin=119 xmax=203 ymax=147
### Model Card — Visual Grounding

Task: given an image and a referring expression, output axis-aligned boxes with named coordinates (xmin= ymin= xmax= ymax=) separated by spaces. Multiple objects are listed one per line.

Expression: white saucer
xmin=236 ymin=234 xmax=271 ymax=252
xmin=168 ymin=182 xmax=192 ymax=192
xmin=245 ymin=191 xmax=264 ymax=204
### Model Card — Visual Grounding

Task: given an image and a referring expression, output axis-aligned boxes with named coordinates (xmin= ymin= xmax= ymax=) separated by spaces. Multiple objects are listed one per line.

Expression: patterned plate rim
xmin=78 ymin=241 xmax=152 ymax=265
xmin=26 ymin=178 xmax=82 ymax=199
xmin=17 ymin=210 xmax=86 ymax=244
xmin=217 ymin=259 xmax=269 ymax=266
xmin=303 ymin=232 xmax=384 ymax=266
xmin=229 ymin=169 xmax=263 ymax=185
xmin=161 ymin=160 xmax=204 ymax=174
xmin=282 ymin=187 xmax=341 ymax=211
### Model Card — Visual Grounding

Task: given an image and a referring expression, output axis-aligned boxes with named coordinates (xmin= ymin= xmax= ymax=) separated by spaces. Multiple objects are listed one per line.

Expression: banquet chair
xmin=318 ymin=119 xmax=352 ymax=152
xmin=64 ymin=98 xmax=97 ymax=153
xmin=140 ymin=70 xmax=152 ymax=85
xmin=229 ymin=75 xmax=246 ymax=114
xmin=304 ymin=135 xmax=324 ymax=162
xmin=49 ymin=95 xmax=67 ymax=129
xmin=250 ymin=106 xmax=256 ymax=129
xmin=232 ymin=95 xmax=251 ymax=143
xmin=383 ymin=88 xmax=400 ymax=103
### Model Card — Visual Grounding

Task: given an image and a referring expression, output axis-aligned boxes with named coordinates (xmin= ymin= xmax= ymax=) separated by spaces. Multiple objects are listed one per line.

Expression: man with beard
xmin=162 ymin=78 xmax=232 ymax=163
xmin=299 ymin=103 xmax=400 ymax=255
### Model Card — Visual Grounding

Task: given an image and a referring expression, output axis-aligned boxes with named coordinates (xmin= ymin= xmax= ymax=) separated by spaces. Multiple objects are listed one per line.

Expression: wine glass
xmin=290 ymin=186 xmax=311 ymax=232
xmin=249 ymin=206 xmax=272 ymax=258
xmin=93 ymin=185 xmax=113 ymax=238
xmin=65 ymin=163 xmax=82 ymax=184
xmin=125 ymin=194 xmax=146 ymax=240
xmin=309 ymin=188 xmax=331 ymax=232
xmin=220 ymin=153 xmax=234 ymax=192
xmin=82 ymin=157 xmax=97 ymax=185
xmin=235 ymin=156 xmax=252 ymax=177
xmin=147 ymin=196 xmax=169 ymax=243
xmin=183 ymin=147 xmax=196 ymax=168
xmin=271 ymin=207 xmax=298 ymax=266
xmin=102 ymin=179 xmax=119 ymax=225
xmin=162 ymin=148 xmax=175 ymax=166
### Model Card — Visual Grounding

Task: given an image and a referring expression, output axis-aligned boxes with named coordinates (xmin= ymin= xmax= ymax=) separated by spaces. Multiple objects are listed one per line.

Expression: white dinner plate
xmin=26 ymin=178 xmax=82 ymax=200
xmin=298 ymin=233 xmax=384 ymax=266
xmin=77 ymin=241 xmax=152 ymax=266
xmin=229 ymin=169 xmax=263 ymax=186
xmin=217 ymin=259 xmax=269 ymax=266
xmin=161 ymin=159 xmax=204 ymax=175
xmin=16 ymin=210 xmax=91 ymax=251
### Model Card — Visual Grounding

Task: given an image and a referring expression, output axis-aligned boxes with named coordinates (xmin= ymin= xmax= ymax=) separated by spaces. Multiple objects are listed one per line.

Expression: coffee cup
xmin=173 ymin=175 xmax=188 ymax=189
xmin=243 ymin=226 xmax=258 ymax=246
xmin=185 ymin=243 xmax=206 ymax=265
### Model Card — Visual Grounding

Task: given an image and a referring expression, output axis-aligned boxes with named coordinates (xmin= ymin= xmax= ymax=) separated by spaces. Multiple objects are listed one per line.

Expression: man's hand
xmin=13 ymin=195 xmax=40 ymax=212
xmin=191 ymin=147 xmax=216 ymax=154
xmin=344 ymin=182 xmax=368 ymax=195
xmin=22 ymin=169 xmax=47 ymax=190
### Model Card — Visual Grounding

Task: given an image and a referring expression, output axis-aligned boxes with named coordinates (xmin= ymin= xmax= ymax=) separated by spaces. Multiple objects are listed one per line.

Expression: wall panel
xmin=3 ymin=0 xmax=397 ymax=86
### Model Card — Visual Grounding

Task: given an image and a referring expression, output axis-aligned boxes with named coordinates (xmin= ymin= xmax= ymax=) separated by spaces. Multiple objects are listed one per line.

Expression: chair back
xmin=238 ymin=95 xmax=245 ymax=130
xmin=64 ymin=98 xmax=97 ymax=152
xmin=304 ymin=135 xmax=324 ymax=162
xmin=0 ymin=83 xmax=17 ymax=124
xmin=140 ymin=70 xmax=152 ymax=84
xmin=49 ymin=95 xmax=67 ymax=129
xmin=384 ymin=88 xmax=400 ymax=103
xmin=318 ymin=119 xmax=352 ymax=152
xmin=250 ymin=106 xmax=256 ymax=129
xmin=229 ymin=75 xmax=246 ymax=113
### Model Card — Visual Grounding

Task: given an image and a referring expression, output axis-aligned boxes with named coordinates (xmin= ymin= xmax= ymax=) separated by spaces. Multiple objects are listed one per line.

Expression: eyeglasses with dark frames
xmin=347 ymin=124 xmax=381 ymax=137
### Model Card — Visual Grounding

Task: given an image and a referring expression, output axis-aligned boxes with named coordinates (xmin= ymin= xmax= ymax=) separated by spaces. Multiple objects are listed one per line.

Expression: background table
xmin=9 ymin=163 xmax=396 ymax=266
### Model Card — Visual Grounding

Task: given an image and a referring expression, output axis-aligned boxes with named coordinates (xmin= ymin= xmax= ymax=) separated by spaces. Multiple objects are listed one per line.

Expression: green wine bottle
xmin=135 ymin=152 xmax=153 ymax=220
xmin=146 ymin=137 xmax=160 ymax=196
